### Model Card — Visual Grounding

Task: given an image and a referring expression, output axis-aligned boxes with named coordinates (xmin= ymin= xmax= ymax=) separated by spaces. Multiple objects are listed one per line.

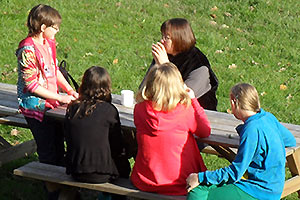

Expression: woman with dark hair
xmin=142 ymin=18 xmax=218 ymax=110
xmin=65 ymin=66 xmax=130 ymax=200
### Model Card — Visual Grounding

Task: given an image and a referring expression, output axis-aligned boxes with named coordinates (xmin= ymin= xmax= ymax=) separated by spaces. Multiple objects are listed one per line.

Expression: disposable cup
xmin=121 ymin=90 xmax=134 ymax=107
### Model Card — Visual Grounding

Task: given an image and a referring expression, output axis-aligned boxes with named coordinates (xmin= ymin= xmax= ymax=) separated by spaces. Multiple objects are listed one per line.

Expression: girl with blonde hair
xmin=186 ymin=83 xmax=296 ymax=200
xmin=131 ymin=62 xmax=211 ymax=195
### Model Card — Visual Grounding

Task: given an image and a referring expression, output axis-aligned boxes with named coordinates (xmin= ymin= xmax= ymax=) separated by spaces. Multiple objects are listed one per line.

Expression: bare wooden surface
xmin=14 ymin=161 xmax=186 ymax=200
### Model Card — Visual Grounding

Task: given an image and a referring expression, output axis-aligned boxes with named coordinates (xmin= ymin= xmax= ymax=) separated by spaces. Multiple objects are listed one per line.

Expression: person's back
xmin=186 ymin=83 xmax=296 ymax=200
xmin=65 ymin=101 xmax=121 ymax=182
xmin=234 ymin=109 xmax=295 ymax=199
xmin=131 ymin=63 xmax=211 ymax=195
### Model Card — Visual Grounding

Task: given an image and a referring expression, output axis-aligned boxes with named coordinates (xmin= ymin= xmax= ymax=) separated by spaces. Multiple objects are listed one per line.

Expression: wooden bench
xmin=13 ymin=161 xmax=186 ymax=200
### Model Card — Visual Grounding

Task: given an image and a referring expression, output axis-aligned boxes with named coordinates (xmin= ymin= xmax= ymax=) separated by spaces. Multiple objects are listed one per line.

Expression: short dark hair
xmin=161 ymin=18 xmax=196 ymax=53
xmin=27 ymin=4 xmax=61 ymax=36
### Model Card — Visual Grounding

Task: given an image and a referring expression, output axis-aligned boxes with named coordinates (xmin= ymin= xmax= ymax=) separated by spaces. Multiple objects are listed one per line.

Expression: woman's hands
xmin=186 ymin=173 xmax=200 ymax=192
xmin=184 ymin=84 xmax=196 ymax=99
xmin=152 ymin=41 xmax=169 ymax=65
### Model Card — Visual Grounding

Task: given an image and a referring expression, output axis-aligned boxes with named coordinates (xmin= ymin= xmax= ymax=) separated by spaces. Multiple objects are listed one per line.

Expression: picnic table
xmin=1 ymin=82 xmax=300 ymax=198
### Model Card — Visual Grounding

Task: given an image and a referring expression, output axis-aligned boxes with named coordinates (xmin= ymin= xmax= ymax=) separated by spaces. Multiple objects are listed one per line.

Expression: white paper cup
xmin=121 ymin=90 xmax=134 ymax=107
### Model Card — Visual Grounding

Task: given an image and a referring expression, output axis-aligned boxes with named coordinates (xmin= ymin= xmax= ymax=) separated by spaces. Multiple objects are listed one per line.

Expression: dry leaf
xmin=211 ymin=6 xmax=218 ymax=11
xmin=13 ymin=68 xmax=17 ymax=72
xmin=228 ymin=64 xmax=237 ymax=69
xmin=13 ymin=141 xmax=20 ymax=146
xmin=286 ymin=94 xmax=293 ymax=99
xmin=164 ymin=4 xmax=169 ymax=7
xmin=113 ymin=59 xmax=119 ymax=64
xmin=83 ymin=52 xmax=93 ymax=57
xmin=215 ymin=50 xmax=223 ymax=54
xmin=279 ymin=67 xmax=286 ymax=72
xmin=251 ymin=60 xmax=259 ymax=65
xmin=73 ymin=38 xmax=78 ymax=42
xmin=260 ymin=92 xmax=267 ymax=96
xmin=11 ymin=129 xmax=19 ymax=136
xmin=236 ymin=28 xmax=243 ymax=32
xmin=209 ymin=21 xmax=217 ymax=26
xmin=114 ymin=24 xmax=118 ymax=28
xmin=280 ymin=84 xmax=287 ymax=90
xmin=220 ymin=24 xmax=229 ymax=29
xmin=224 ymin=12 xmax=232 ymax=17
xmin=227 ymin=109 xmax=232 ymax=114
xmin=116 ymin=2 xmax=121 ymax=7
xmin=249 ymin=6 xmax=255 ymax=11
xmin=210 ymin=14 xmax=217 ymax=19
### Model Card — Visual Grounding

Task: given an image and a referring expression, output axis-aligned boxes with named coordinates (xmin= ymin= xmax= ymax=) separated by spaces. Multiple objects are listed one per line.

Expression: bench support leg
xmin=282 ymin=147 xmax=300 ymax=198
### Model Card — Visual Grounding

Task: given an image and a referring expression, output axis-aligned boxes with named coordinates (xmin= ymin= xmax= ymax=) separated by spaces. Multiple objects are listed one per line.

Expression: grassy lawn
xmin=0 ymin=0 xmax=299 ymax=199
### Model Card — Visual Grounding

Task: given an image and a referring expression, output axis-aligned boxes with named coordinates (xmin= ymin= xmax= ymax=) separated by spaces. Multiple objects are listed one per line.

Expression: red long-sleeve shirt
xmin=131 ymin=98 xmax=211 ymax=195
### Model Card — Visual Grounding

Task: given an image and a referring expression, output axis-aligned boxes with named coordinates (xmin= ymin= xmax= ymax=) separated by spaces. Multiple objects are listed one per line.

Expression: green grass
xmin=0 ymin=0 xmax=299 ymax=199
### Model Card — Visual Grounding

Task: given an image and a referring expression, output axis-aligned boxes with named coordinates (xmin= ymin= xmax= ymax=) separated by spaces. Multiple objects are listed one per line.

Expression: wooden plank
xmin=0 ymin=82 xmax=17 ymax=93
xmin=282 ymin=175 xmax=300 ymax=198
xmin=0 ymin=139 xmax=36 ymax=164
xmin=0 ymin=115 xmax=28 ymax=128
xmin=14 ymin=161 xmax=186 ymax=200
xmin=0 ymin=135 xmax=12 ymax=150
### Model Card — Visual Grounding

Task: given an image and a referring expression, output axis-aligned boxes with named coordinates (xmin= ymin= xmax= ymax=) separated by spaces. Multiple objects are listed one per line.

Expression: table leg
xmin=282 ymin=147 xmax=300 ymax=198
xmin=210 ymin=145 xmax=236 ymax=163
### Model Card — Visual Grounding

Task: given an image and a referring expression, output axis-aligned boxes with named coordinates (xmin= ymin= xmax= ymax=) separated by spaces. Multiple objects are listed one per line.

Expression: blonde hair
xmin=230 ymin=83 xmax=260 ymax=112
xmin=136 ymin=62 xmax=191 ymax=111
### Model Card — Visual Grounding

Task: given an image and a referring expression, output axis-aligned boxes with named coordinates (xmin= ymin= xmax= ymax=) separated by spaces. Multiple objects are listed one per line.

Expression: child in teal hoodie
xmin=186 ymin=83 xmax=296 ymax=200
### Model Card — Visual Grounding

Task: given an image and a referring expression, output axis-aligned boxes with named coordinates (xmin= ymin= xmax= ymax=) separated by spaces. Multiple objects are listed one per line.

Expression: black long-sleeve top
xmin=64 ymin=101 xmax=124 ymax=178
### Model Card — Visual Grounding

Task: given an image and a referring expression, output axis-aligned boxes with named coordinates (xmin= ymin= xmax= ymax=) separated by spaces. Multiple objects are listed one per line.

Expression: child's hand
xmin=58 ymin=94 xmax=75 ymax=104
xmin=184 ymin=84 xmax=195 ymax=99
xmin=186 ymin=173 xmax=200 ymax=192
xmin=68 ymin=90 xmax=79 ymax=99
xmin=152 ymin=42 xmax=169 ymax=65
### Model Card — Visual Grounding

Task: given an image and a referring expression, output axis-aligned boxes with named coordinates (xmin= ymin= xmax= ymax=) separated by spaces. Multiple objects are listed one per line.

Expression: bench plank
xmin=14 ymin=161 xmax=186 ymax=200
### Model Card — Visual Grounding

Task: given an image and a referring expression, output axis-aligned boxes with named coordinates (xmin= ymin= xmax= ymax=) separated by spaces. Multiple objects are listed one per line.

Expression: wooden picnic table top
xmin=1 ymin=82 xmax=300 ymax=148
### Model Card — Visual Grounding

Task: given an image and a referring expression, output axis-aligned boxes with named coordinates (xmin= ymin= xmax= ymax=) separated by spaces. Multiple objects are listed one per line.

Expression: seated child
xmin=131 ymin=62 xmax=211 ymax=195
xmin=186 ymin=83 xmax=296 ymax=200
xmin=64 ymin=66 xmax=130 ymax=199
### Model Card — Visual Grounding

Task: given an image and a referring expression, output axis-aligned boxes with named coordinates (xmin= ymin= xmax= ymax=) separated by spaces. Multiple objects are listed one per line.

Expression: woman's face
xmin=161 ymin=33 xmax=175 ymax=55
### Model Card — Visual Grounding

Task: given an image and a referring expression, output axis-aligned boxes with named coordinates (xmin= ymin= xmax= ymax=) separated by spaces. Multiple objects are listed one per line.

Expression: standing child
xmin=186 ymin=83 xmax=296 ymax=200
xmin=16 ymin=4 xmax=78 ymax=165
xmin=64 ymin=66 xmax=130 ymax=200
xmin=131 ymin=62 xmax=211 ymax=195
xmin=16 ymin=4 xmax=78 ymax=199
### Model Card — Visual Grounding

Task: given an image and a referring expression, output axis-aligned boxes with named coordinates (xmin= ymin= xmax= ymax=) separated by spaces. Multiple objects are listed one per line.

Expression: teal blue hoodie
xmin=198 ymin=109 xmax=296 ymax=200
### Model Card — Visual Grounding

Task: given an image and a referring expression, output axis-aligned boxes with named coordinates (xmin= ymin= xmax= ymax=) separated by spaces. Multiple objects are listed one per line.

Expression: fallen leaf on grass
xmin=83 ymin=52 xmax=93 ymax=57
xmin=227 ymin=109 xmax=232 ymax=114
xmin=11 ymin=129 xmax=19 ymax=136
xmin=279 ymin=67 xmax=286 ymax=72
xmin=220 ymin=24 xmax=229 ymax=29
xmin=251 ymin=60 xmax=259 ymax=65
xmin=260 ymin=92 xmax=267 ymax=96
xmin=228 ymin=64 xmax=237 ymax=69
xmin=224 ymin=12 xmax=232 ymax=17
xmin=164 ymin=4 xmax=169 ymax=7
xmin=116 ymin=2 xmax=121 ymax=7
xmin=210 ymin=21 xmax=217 ymax=26
xmin=211 ymin=6 xmax=218 ymax=11
xmin=280 ymin=84 xmax=287 ymax=90
xmin=286 ymin=94 xmax=293 ymax=99
xmin=113 ymin=59 xmax=119 ymax=64
xmin=215 ymin=50 xmax=223 ymax=54
xmin=210 ymin=14 xmax=217 ymax=19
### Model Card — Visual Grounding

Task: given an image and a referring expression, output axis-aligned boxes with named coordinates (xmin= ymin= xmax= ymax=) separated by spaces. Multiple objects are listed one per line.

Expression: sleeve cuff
xmin=198 ymin=172 xmax=205 ymax=183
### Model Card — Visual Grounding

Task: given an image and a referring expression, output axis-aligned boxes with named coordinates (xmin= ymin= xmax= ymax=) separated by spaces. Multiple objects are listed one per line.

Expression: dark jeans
xmin=25 ymin=115 xmax=65 ymax=166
